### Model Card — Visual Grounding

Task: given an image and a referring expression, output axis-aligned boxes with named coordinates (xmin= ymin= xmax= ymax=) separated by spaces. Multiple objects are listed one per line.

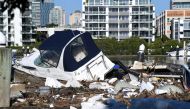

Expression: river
xmin=109 ymin=55 xmax=190 ymax=66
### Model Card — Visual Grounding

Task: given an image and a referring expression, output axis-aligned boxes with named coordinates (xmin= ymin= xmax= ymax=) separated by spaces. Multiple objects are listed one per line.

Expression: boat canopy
xmin=39 ymin=30 xmax=101 ymax=71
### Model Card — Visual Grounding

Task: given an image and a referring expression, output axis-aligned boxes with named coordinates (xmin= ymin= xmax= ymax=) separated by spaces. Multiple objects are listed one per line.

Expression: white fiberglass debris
xmin=53 ymin=94 xmax=60 ymax=99
xmin=70 ymin=106 xmax=77 ymax=109
xmin=49 ymin=103 xmax=54 ymax=108
xmin=123 ymin=92 xmax=138 ymax=98
xmin=129 ymin=80 xmax=140 ymax=86
xmin=122 ymin=88 xmax=138 ymax=98
xmin=157 ymin=85 xmax=183 ymax=95
xmin=81 ymin=94 xmax=107 ymax=109
xmin=65 ymin=79 xmax=82 ymax=88
xmin=139 ymin=81 xmax=154 ymax=93
xmin=89 ymin=82 xmax=113 ymax=90
xmin=108 ymin=78 xmax=118 ymax=84
xmin=129 ymin=74 xmax=139 ymax=82
xmin=114 ymin=80 xmax=139 ymax=94
xmin=155 ymin=89 xmax=168 ymax=95
xmin=17 ymin=98 xmax=26 ymax=102
xmin=45 ymin=77 xmax=63 ymax=88
xmin=107 ymin=88 xmax=115 ymax=94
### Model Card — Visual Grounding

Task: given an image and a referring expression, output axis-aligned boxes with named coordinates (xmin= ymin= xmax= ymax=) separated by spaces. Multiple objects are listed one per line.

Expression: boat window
xmin=40 ymin=50 xmax=61 ymax=67
xmin=34 ymin=56 xmax=52 ymax=68
xmin=70 ymin=37 xmax=88 ymax=62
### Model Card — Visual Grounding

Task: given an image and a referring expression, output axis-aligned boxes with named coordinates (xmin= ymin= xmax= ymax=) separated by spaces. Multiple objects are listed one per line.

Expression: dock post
xmin=0 ymin=48 xmax=12 ymax=107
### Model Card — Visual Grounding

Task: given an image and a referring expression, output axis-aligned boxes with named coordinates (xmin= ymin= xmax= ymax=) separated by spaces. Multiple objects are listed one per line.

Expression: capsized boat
xmin=13 ymin=30 xmax=115 ymax=81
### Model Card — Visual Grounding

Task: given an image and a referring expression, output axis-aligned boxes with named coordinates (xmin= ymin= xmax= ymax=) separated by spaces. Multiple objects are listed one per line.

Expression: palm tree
xmin=1 ymin=0 xmax=44 ymax=18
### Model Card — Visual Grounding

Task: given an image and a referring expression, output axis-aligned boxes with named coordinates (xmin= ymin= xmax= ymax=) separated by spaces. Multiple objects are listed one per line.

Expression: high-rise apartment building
xmin=170 ymin=0 xmax=190 ymax=9
xmin=70 ymin=10 xmax=82 ymax=26
xmin=156 ymin=0 xmax=190 ymax=41
xmin=0 ymin=0 xmax=34 ymax=46
xmin=82 ymin=0 xmax=155 ymax=41
xmin=41 ymin=0 xmax=54 ymax=27
xmin=32 ymin=0 xmax=41 ymax=26
xmin=49 ymin=6 xmax=66 ymax=27
xmin=156 ymin=10 xmax=190 ymax=41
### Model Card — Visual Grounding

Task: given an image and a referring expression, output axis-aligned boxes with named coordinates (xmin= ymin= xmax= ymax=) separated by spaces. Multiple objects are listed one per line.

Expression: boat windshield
xmin=39 ymin=50 xmax=61 ymax=67
xmin=34 ymin=56 xmax=52 ymax=68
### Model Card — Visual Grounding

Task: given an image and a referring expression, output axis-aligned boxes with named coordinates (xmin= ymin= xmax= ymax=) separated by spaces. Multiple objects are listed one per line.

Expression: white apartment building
xmin=171 ymin=19 xmax=190 ymax=41
xmin=32 ymin=0 xmax=41 ymax=27
xmin=156 ymin=0 xmax=190 ymax=41
xmin=82 ymin=0 xmax=155 ymax=41
xmin=170 ymin=0 xmax=190 ymax=9
xmin=0 ymin=0 xmax=34 ymax=46
xmin=49 ymin=6 xmax=66 ymax=27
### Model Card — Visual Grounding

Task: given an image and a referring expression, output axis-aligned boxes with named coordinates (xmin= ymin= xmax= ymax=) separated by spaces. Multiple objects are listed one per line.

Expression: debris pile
xmin=10 ymin=67 xmax=190 ymax=109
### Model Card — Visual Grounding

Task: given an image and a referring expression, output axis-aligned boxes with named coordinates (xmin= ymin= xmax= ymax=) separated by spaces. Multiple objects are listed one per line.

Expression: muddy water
xmin=109 ymin=55 xmax=190 ymax=66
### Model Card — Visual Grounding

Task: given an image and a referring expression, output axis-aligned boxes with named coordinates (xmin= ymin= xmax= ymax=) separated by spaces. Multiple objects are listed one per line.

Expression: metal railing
xmin=86 ymin=11 xmax=106 ymax=14
xmin=85 ymin=27 xmax=106 ymax=30
xmin=86 ymin=19 xmax=106 ymax=22
xmin=132 ymin=11 xmax=153 ymax=15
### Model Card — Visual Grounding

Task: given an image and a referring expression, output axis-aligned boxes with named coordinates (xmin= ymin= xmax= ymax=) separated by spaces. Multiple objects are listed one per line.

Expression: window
xmin=70 ymin=37 xmax=88 ymax=62
xmin=34 ymin=49 xmax=61 ymax=68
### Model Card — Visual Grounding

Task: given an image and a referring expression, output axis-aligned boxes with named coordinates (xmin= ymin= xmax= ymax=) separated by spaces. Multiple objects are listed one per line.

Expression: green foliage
xmin=46 ymin=23 xmax=58 ymax=27
xmin=95 ymin=36 xmax=186 ymax=55
xmin=94 ymin=37 xmax=147 ymax=55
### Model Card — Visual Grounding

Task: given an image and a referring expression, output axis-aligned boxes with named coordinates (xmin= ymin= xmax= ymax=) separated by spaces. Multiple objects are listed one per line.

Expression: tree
xmin=1 ymin=0 xmax=44 ymax=18
xmin=46 ymin=23 xmax=58 ymax=27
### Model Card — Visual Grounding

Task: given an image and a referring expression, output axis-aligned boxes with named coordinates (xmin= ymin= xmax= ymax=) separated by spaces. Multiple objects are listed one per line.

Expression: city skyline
xmin=54 ymin=0 xmax=170 ymax=24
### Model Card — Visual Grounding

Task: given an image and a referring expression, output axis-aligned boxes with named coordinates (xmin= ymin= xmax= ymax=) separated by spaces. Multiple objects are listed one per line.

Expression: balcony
xmin=22 ymin=31 xmax=33 ymax=34
xmin=8 ymin=31 xmax=14 ymax=34
xmin=86 ymin=19 xmax=106 ymax=23
xmin=86 ymin=11 xmax=106 ymax=15
xmin=132 ymin=11 xmax=153 ymax=15
xmin=119 ymin=2 xmax=129 ymax=5
xmin=131 ymin=19 xmax=153 ymax=23
xmin=109 ymin=12 xmax=118 ymax=15
xmin=119 ymin=11 xmax=129 ymax=15
xmin=132 ymin=27 xmax=139 ymax=31
xmin=119 ymin=28 xmax=129 ymax=31
xmin=22 ymin=23 xmax=33 ymax=26
xmin=0 ymin=24 xmax=5 ymax=26
xmin=0 ymin=15 xmax=6 ymax=18
xmin=109 ymin=27 xmax=118 ymax=31
xmin=109 ymin=34 xmax=118 ymax=38
xmin=119 ymin=20 xmax=129 ymax=23
xmin=109 ymin=19 xmax=119 ymax=23
xmin=22 ymin=39 xmax=36 ymax=42
xmin=139 ymin=27 xmax=152 ymax=31
xmin=85 ymin=27 xmax=106 ymax=31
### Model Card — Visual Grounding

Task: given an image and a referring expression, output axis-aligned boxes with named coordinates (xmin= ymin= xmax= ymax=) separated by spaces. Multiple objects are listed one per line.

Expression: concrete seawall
xmin=0 ymin=48 xmax=12 ymax=107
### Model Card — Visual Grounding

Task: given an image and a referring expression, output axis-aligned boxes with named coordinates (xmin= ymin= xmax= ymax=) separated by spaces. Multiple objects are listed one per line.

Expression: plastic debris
xmin=89 ymin=82 xmax=113 ymax=90
xmin=17 ymin=98 xmax=26 ymax=103
xmin=114 ymin=80 xmax=139 ymax=94
xmin=65 ymin=79 xmax=82 ymax=87
xmin=70 ymin=106 xmax=77 ymax=109
xmin=108 ymin=78 xmax=118 ymax=84
xmin=155 ymin=89 xmax=168 ymax=95
xmin=49 ymin=103 xmax=54 ymax=108
xmin=81 ymin=94 xmax=107 ymax=109
xmin=139 ymin=81 xmax=154 ymax=93
xmin=45 ymin=77 xmax=64 ymax=88
xmin=156 ymin=85 xmax=184 ymax=95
